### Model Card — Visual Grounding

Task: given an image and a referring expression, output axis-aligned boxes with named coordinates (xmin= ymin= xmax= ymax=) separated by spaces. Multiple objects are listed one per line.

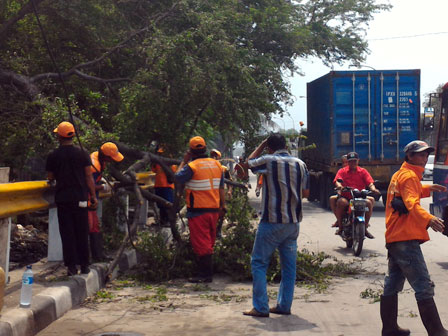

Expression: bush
xmin=214 ymin=187 xmax=256 ymax=280
xmin=134 ymin=232 xmax=196 ymax=282
xmin=101 ymin=195 xmax=126 ymax=252
xmin=131 ymin=186 xmax=363 ymax=286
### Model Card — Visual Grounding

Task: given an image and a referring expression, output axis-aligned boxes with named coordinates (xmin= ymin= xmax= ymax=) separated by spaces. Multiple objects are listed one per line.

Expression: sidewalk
xmin=0 ymin=250 xmax=139 ymax=336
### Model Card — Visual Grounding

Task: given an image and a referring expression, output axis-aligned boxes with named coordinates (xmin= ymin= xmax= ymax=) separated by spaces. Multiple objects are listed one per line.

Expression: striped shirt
xmin=248 ymin=149 xmax=309 ymax=224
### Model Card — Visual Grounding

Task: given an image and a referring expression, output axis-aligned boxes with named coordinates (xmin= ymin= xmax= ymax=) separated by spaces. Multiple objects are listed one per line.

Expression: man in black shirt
xmin=46 ymin=121 xmax=97 ymax=276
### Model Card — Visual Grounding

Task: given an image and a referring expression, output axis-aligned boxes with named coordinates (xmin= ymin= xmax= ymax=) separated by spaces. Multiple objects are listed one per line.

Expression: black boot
xmin=89 ymin=232 xmax=104 ymax=262
xmin=418 ymin=298 xmax=448 ymax=336
xmin=380 ymin=295 xmax=410 ymax=336
xmin=188 ymin=255 xmax=213 ymax=283
xmin=202 ymin=254 xmax=213 ymax=282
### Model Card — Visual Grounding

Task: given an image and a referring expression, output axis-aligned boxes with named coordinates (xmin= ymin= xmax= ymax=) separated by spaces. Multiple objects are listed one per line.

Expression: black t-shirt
xmin=46 ymin=145 xmax=92 ymax=204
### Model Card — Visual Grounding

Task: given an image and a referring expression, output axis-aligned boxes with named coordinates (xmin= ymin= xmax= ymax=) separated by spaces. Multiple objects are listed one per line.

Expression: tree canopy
xmin=0 ymin=0 xmax=390 ymax=176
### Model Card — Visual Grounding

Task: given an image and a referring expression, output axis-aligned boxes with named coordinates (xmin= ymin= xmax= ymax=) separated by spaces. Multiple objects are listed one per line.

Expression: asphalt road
xmin=37 ymin=177 xmax=448 ymax=336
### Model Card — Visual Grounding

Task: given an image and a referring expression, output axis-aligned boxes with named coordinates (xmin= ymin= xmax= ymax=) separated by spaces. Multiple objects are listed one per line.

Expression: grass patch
xmin=94 ymin=289 xmax=115 ymax=301
xmin=136 ymin=286 xmax=168 ymax=302
xmin=199 ymin=293 xmax=246 ymax=303
xmin=360 ymin=287 xmax=383 ymax=303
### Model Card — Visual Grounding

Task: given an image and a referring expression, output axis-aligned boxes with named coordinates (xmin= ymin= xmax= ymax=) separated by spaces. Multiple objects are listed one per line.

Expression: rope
xmin=31 ymin=0 xmax=113 ymax=188
xmin=31 ymin=0 xmax=84 ymax=152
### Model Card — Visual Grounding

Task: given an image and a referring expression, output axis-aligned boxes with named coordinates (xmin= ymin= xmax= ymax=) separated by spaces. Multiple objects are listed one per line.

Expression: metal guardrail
xmin=0 ymin=172 xmax=155 ymax=219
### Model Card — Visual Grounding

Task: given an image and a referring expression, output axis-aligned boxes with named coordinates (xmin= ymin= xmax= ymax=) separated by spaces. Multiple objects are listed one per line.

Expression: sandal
xmin=243 ymin=308 xmax=269 ymax=317
xmin=331 ymin=222 xmax=338 ymax=228
xmin=270 ymin=306 xmax=291 ymax=315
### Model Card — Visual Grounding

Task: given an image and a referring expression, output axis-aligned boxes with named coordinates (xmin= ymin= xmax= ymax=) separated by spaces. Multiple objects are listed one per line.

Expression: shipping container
xmin=302 ymin=69 xmax=421 ymax=208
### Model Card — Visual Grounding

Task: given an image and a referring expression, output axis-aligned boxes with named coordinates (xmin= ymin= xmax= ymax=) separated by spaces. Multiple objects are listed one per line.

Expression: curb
xmin=0 ymin=250 xmax=139 ymax=336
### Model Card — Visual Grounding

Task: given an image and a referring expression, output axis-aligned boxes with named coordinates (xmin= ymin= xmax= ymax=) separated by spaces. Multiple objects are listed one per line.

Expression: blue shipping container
xmin=305 ymin=70 xmax=420 ymax=166
xmin=303 ymin=70 xmax=421 ymax=208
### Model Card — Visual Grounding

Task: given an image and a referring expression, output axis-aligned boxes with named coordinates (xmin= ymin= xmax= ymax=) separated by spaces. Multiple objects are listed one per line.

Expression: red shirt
xmin=334 ymin=166 xmax=374 ymax=198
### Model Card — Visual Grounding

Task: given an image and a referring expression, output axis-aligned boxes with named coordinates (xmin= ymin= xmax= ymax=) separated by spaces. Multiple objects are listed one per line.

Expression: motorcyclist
xmin=333 ymin=152 xmax=379 ymax=239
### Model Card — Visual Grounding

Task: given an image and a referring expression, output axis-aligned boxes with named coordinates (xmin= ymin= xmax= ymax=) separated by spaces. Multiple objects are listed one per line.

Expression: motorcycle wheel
xmin=352 ymin=222 xmax=365 ymax=256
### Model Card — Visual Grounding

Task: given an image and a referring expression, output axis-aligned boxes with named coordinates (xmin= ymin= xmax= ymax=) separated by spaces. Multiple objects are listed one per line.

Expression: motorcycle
xmin=336 ymin=183 xmax=375 ymax=256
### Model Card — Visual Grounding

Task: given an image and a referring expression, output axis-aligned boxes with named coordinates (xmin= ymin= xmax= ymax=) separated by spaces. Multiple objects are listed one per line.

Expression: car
xmin=423 ymin=154 xmax=434 ymax=180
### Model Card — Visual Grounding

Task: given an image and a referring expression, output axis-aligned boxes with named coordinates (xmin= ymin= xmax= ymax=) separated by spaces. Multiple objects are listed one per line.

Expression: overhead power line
xmin=370 ymin=31 xmax=448 ymax=41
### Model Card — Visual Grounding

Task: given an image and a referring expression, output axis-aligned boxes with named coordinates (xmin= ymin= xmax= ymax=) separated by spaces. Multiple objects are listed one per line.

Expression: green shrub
xmin=132 ymin=186 xmax=363 ymax=286
xmin=134 ymin=232 xmax=196 ymax=282
xmin=101 ymin=195 xmax=126 ymax=252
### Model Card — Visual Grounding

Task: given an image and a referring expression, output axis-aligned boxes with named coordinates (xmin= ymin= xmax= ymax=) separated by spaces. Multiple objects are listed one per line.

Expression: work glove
xmin=101 ymin=178 xmax=112 ymax=193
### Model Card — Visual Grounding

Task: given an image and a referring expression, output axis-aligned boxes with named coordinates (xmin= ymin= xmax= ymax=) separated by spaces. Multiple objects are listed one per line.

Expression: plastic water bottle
xmin=20 ymin=265 xmax=33 ymax=308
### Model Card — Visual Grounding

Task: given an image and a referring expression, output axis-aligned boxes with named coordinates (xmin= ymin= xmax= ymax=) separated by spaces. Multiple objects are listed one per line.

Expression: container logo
xmin=23 ymin=277 xmax=34 ymax=285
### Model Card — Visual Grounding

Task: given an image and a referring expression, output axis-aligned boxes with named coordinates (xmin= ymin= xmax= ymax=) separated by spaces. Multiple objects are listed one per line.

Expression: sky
xmin=278 ymin=0 xmax=448 ymax=131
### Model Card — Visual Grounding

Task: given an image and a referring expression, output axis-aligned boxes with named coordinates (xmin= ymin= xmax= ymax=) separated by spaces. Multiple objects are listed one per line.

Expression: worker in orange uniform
xmin=152 ymin=145 xmax=177 ymax=227
xmin=175 ymin=137 xmax=225 ymax=283
xmin=255 ymin=174 xmax=263 ymax=197
xmin=381 ymin=140 xmax=448 ymax=336
xmin=89 ymin=142 xmax=124 ymax=261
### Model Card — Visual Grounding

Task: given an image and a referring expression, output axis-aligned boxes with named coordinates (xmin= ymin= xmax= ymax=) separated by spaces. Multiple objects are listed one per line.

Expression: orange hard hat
xmin=189 ymin=136 xmax=206 ymax=149
xmin=53 ymin=121 xmax=75 ymax=138
xmin=100 ymin=142 xmax=124 ymax=162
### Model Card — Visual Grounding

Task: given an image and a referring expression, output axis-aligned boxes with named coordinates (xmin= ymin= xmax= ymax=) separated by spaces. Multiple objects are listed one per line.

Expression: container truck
xmin=302 ymin=69 xmax=421 ymax=208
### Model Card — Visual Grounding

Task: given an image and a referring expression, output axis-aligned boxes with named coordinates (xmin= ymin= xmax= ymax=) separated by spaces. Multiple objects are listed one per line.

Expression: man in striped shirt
xmin=243 ymin=133 xmax=309 ymax=318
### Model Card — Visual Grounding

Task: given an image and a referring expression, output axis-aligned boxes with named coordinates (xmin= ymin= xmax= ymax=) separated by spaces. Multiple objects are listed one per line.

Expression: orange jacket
xmin=185 ymin=158 xmax=223 ymax=210
xmin=90 ymin=151 xmax=104 ymax=183
xmin=153 ymin=164 xmax=177 ymax=189
xmin=385 ymin=161 xmax=433 ymax=243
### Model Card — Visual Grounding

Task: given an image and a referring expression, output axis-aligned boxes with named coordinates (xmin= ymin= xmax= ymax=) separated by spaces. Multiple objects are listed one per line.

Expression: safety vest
xmin=385 ymin=161 xmax=433 ymax=243
xmin=90 ymin=151 xmax=104 ymax=183
xmin=153 ymin=164 xmax=177 ymax=189
xmin=185 ymin=158 xmax=222 ymax=210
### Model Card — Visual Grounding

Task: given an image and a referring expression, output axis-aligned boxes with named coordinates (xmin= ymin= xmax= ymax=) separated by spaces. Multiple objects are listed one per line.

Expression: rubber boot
xmin=188 ymin=255 xmax=213 ymax=283
xmin=89 ymin=232 xmax=104 ymax=262
xmin=188 ymin=256 xmax=208 ymax=283
xmin=202 ymin=254 xmax=213 ymax=282
xmin=418 ymin=297 xmax=448 ymax=336
xmin=380 ymin=295 xmax=410 ymax=336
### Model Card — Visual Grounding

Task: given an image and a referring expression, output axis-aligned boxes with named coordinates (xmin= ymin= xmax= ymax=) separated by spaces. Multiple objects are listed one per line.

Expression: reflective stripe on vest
xmin=185 ymin=158 xmax=222 ymax=209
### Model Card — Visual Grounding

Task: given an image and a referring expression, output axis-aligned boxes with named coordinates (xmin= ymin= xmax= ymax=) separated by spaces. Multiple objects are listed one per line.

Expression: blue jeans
xmin=384 ymin=240 xmax=435 ymax=302
xmin=251 ymin=221 xmax=300 ymax=314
